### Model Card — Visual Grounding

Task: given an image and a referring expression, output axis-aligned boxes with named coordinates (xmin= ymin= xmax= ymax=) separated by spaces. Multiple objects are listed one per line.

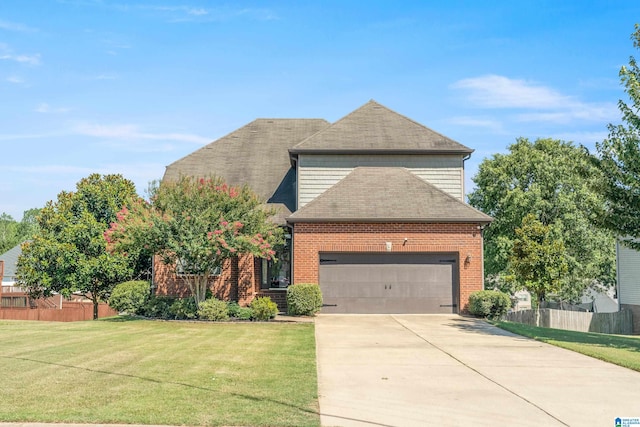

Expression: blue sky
xmin=1 ymin=1 xmax=638 ymax=220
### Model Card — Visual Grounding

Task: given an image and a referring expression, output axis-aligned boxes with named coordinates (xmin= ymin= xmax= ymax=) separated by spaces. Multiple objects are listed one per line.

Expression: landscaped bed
xmin=495 ymin=320 xmax=640 ymax=372
xmin=0 ymin=317 xmax=319 ymax=427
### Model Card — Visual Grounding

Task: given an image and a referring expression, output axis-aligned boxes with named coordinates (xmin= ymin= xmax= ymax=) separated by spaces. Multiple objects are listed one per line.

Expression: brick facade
xmin=292 ymin=222 xmax=485 ymax=313
xmin=153 ymin=254 xmax=262 ymax=306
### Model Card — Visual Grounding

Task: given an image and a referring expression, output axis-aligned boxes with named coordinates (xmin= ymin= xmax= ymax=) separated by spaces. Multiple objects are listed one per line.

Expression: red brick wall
xmin=153 ymin=255 xmax=260 ymax=306
xmin=292 ymin=222 xmax=485 ymax=313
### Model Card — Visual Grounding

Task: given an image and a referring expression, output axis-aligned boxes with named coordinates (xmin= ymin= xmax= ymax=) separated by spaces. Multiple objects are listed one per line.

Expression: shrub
xmin=198 ymin=298 xmax=229 ymax=321
xmin=140 ymin=296 xmax=175 ymax=319
xmin=169 ymin=298 xmax=198 ymax=320
xmin=468 ymin=290 xmax=512 ymax=319
xmin=287 ymin=283 xmax=323 ymax=316
xmin=109 ymin=280 xmax=150 ymax=314
xmin=227 ymin=302 xmax=254 ymax=320
xmin=250 ymin=296 xmax=278 ymax=321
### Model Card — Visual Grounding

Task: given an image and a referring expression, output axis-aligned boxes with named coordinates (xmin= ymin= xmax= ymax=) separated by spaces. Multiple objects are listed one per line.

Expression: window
xmin=260 ymin=233 xmax=292 ymax=289
xmin=1 ymin=296 xmax=28 ymax=308
xmin=175 ymin=258 xmax=222 ymax=276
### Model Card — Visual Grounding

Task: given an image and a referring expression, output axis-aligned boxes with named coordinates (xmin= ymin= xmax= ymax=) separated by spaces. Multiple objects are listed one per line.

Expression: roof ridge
xmin=290 ymin=100 xmax=378 ymax=150
xmin=289 ymin=100 xmax=473 ymax=153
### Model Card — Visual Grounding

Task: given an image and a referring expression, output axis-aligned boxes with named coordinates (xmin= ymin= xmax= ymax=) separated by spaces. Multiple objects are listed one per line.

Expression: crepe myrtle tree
xmin=105 ymin=176 xmax=283 ymax=306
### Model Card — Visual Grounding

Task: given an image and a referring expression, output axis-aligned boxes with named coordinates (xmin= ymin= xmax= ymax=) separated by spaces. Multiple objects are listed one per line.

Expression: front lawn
xmin=0 ymin=317 xmax=319 ymax=427
xmin=495 ymin=321 xmax=640 ymax=372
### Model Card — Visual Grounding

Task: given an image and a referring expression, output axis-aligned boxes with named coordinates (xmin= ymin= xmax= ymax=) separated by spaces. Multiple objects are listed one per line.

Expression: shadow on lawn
xmin=0 ymin=354 xmax=319 ymax=416
xmin=496 ymin=321 xmax=640 ymax=353
xmin=98 ymin=315 xmax=141 ymax=322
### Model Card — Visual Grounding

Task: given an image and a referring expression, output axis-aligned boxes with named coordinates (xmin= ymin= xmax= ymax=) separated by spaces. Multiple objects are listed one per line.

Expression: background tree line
xmin=470 ymin=24 xmax=640 ymax=306
xmin=0 ymin=209 xmax=40 ymax=254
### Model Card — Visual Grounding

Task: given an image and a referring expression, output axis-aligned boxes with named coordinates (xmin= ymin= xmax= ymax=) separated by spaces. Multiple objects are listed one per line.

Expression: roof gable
xmin=164 ymin=118 xmax=330 ymax=219
xmin=0 ymin=243 xmax=23 ymax=280
xmin=287 ymin=167 xmax=492 ymax=223
xmin=290 ymin=100 xmax=472 ymax=154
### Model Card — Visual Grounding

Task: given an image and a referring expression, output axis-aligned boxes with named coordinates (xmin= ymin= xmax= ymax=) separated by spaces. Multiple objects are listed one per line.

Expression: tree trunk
xmin=93 ymin=299 xmax=99 ymax=320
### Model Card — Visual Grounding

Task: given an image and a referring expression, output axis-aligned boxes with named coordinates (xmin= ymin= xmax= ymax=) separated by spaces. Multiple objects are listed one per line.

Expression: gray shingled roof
xmin=164 ymin=118 xmax=330 ymax=221
xmin=290 ymin=100 xmax=473 ymax=154
xmin=287 ymin=167 xmax=493 ymax=223
xmin=0 ymin=243 xmax=23 ymax=281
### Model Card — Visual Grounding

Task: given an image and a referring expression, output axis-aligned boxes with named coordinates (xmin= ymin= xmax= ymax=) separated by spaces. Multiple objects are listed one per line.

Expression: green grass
xmin=495 ymin=321 xmax=640 ymax=372
xmin=0 ymin=317 xmax=320 ymax=427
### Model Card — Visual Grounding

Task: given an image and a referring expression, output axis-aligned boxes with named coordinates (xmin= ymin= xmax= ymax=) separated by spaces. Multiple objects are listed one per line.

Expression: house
xmin=0 ymin=243 xmax=31 ymax=309
xmin=154 ymin=100 xmax=492 ymax=313
xmin=617 ymin=241 xmax=640 ymax=333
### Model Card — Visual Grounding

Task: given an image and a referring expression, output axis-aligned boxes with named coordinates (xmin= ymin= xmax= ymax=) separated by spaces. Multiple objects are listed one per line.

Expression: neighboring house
xmin=511 ymin=288 xmax=618 ymax=313
xmin=617 ymin=241 xmax=640 ymax=333
xmin=154 ymin=100 xmax=493 ymax=313
xmin=0 ymin=243 xmax=31 ymax=309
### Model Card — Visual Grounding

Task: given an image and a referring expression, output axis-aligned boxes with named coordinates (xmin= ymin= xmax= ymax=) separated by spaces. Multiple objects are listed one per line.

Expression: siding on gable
xmin=618 ymin=241 xmax=640 ymax=305
xmin=297 ymin=154 xmax=464 ymax=208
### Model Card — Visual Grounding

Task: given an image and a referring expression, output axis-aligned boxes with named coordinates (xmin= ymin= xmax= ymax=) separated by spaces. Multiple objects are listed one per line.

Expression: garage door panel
xmin=319 ymin=253 xmax=459 ymax=314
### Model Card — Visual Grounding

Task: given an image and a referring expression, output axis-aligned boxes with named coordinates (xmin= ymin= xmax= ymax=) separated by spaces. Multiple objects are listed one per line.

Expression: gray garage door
xmin=319 ymin=253 xmax=458 ymax=314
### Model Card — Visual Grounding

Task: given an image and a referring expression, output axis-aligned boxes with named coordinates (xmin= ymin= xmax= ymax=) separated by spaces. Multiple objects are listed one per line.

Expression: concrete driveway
xmin=315 ymin=315 xmax=640 ymax=427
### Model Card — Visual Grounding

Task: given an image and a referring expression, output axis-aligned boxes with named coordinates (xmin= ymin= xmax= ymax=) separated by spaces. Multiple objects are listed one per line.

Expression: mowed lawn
xmin=0 ymin=317 xmax=319 ymax=427
xmin=496 ymin=321 xmax=640 ymax=372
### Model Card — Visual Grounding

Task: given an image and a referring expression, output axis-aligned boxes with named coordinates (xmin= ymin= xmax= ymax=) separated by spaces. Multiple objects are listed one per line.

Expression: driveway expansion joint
xmin=390 ymin=315 xmax=570 ymax=427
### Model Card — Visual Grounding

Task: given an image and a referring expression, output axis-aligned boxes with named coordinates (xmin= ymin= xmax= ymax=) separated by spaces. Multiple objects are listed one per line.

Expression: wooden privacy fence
xmin=504 ymin=308 xmax=633 ymax=335
xmin=0 ymin=302 xmax=117 ymax=322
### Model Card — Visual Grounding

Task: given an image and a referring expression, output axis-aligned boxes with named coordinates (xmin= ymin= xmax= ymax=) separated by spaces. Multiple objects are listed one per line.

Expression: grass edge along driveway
xmin=0 ymin=317 xmax=319 ymax=427
xmin=495 ymin=320 xmax=640 ymax=372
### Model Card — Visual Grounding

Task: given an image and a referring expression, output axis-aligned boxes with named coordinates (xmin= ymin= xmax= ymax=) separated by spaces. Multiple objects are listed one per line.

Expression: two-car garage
xmin=318 ymin=253 xmax=459 ymax=314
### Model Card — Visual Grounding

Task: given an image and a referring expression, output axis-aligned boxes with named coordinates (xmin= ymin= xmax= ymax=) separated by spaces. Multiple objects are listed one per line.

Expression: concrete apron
xmin=315 ymin=314 xmax=640 ymax=427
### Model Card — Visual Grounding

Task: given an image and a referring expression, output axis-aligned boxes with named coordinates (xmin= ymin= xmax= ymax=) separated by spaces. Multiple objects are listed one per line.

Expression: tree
xmin=106 ymin=176 xmax=283 ymax=306
xmin=0 ymin=213 xmax=19 ymax=254
xmin=508 ymin=215 xmax=569 ymax=307
xmin=0 ymin=209 xmax=41 ymax=254
xmin=468 ymin=138 xmax=616 ymax=301
xmin=589 ymin=24 xmax=640 ymax=249
xmin=16 ymin=208 xmax=41 ymax=240
xmin=16 ymin=174 xmax=142 ymax=319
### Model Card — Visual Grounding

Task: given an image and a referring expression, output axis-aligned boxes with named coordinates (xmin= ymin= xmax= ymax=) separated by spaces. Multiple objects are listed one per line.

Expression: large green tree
xmin=16 ymin=174 xmax=143 ymax=319
xmin=589 ymin=24 xmax=640 ymax=249
xmin=106 ymin=176 xmax=283 ymax=306
xmin=469 ymin=138 xmax=616 ymax=301
xmin=508 ymin=215 xmax=569 ymax=307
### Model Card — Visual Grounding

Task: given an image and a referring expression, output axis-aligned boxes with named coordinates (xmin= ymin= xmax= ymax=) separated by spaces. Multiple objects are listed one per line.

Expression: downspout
xmin=479 ymin=224 xmax=488 ymax=290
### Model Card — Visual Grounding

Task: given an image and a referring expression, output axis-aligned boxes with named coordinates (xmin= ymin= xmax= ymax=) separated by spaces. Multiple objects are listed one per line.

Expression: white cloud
xmin=548 ymin=131 xmax=610 ymax=146
xmin=446 ymin=116 xmax=505 ymax=132
xmin=0 ymin=132 xmax=60 ymax=141
xmin=187 ymin=8 xmax=208 ymax=16
xmin=0 ymin=19 xmax=38 ymax=32
xmin=451 ymin=74 xmax=619 ymax=123
xmin=6 ymin=164 xmax=98 ymax=175
xmin=6 ymin=76 xmax=24 ymax=84
xmin=35 ymin=103 xmax=71 ymax=114
xmin=91 ymin=73 xmax=119 ymax=80
xmin=451 ymin=75 xmax=570 ymax=109
xmin=0 ymin=43 xmax=41 ymax=66
xmin=74 ymin=123 xmax=211 ymax=145
xmin=515 ymin=103 xmax=619 ymax=124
